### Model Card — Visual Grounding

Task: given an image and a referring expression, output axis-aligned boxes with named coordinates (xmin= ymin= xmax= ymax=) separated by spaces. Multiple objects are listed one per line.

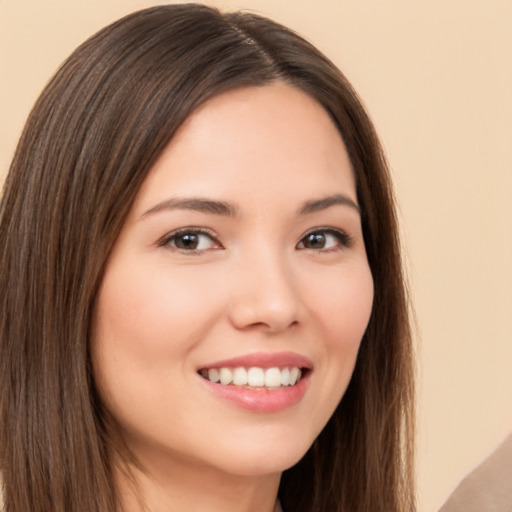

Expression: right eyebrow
xmin=141 ymin=197 xmax=239 ymax=218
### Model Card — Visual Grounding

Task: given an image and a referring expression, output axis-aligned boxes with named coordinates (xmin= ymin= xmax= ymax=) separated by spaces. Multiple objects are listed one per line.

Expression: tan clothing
xmin=439 ymin=433 xmax=512 ymax=512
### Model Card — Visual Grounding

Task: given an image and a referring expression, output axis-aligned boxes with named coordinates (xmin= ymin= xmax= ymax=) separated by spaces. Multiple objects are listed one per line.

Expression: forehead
xmin=132 ymin=82 xmax=356 ymax=214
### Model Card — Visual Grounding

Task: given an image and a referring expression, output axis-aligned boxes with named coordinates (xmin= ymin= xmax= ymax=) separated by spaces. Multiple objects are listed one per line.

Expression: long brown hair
xmin=0 ymin=4 xmax=415 ymax=511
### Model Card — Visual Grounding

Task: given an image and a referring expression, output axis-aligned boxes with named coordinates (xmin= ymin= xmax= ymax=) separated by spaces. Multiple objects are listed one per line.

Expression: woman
xmin=0 ymin=4 xmax=415 ymax=512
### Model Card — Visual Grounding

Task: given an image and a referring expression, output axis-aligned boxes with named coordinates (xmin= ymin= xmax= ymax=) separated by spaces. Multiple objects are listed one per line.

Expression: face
xmin=92 ymin=83 xmax=374 ymax=479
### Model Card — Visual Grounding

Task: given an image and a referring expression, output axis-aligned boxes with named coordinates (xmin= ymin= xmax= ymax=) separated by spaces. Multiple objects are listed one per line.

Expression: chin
xmin=203 ymin=429 xmax=315 ymax=477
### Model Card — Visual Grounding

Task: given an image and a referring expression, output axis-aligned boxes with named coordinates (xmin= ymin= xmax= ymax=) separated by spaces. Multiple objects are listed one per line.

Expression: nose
xmin=227 ymin=248 xmax=301 ymax=333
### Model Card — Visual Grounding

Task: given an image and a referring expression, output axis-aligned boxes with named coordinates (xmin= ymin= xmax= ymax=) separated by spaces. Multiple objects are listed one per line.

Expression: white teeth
xmin=232 ymin=367 xmax=248 ymax=386
xmin=247 ymin=367 xmax=265 ymax=387
xmin=208 ymin=368 xmax=220 ymax=383
xmin=264 ymin=367 xmax=282 ymax=387
xmin=280 ymin=367 xmax=290 ymax=386
xmin=289 ymin=367 xmax=301 ymax=385
xmin=202 ymin=366 xmax=304 ymax=388
xmin=219 ymin=368 xmax=233 ymax=385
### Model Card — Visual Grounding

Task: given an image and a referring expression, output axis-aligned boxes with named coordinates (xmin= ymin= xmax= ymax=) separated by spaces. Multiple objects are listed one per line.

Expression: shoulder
xmin=438 ymin=433 xmax=512 ymax=512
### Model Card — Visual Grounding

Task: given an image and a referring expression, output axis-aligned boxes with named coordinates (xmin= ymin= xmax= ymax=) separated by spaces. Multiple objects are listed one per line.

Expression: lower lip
xmin=201 ymin=373 xmax=310 ymax=413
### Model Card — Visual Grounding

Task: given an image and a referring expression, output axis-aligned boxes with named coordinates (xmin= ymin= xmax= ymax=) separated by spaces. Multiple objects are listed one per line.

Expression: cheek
xmin=290 ymin=261 xmax=373 ymax=443
xmin=306 ymin=261 xmax=373 ymax=398
xmin=90 ymin=259 xmax=229 ymax=424
xmin=93 ymin=260 xmax=225 ymax=359
xmin=311 ymin=262 xmax=374 ymax=346
xmin=90 ymin=259 xmax=228 ymax=434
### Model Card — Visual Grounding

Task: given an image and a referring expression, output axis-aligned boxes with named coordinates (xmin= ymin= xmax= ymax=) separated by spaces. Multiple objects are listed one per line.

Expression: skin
xmin=91 ymin=82 xmax=374 ymax=512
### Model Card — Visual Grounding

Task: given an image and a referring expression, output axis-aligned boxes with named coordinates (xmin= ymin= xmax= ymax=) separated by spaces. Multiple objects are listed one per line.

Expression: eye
xmin=159 ymin=228 xmax=221 ymax=252
xmin=297 ymin=228 xmax=350 ymax=251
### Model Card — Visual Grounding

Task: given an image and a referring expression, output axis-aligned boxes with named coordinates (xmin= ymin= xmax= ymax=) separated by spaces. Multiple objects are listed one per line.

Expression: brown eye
xmin=297 ymin=229 xmax=350 ymax=251
xmin=162 ymin=229 xmax=221 ymax=252
xmin=302 ymin=232 xmax=327 ymax=249
xmin=174 ymin=233 xmax=200 ymax=250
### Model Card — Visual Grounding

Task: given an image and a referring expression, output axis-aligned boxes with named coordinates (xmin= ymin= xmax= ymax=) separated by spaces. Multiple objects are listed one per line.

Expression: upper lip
xmin=198 ymin=351 xmax=314 ymax=370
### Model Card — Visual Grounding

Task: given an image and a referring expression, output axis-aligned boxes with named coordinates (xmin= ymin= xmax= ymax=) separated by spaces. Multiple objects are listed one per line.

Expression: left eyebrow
xmin=298 ymin=194 xmax=361 ymax=215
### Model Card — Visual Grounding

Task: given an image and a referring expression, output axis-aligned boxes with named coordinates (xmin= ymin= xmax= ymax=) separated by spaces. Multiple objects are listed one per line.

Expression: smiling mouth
xmin=198 ymin=366 xmax=307 ymax=389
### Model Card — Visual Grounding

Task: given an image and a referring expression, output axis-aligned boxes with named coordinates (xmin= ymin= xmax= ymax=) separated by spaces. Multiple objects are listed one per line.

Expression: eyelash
xmin=158 ymin=227 xmax=352 ymax=254
xmin=297 ymin=227 xmax=352 ymax=252
xmin=158 ymin=227 xmax=222 ymax=253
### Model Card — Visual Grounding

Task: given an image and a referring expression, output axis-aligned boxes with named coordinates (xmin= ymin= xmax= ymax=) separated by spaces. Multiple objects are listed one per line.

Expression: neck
xmin=116 ymin=453 xmax=282 ymax=512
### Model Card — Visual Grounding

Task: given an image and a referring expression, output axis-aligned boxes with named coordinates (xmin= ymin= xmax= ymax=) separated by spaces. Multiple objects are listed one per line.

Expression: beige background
xmin=1 ymin=1 xmax=511 ymax=510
